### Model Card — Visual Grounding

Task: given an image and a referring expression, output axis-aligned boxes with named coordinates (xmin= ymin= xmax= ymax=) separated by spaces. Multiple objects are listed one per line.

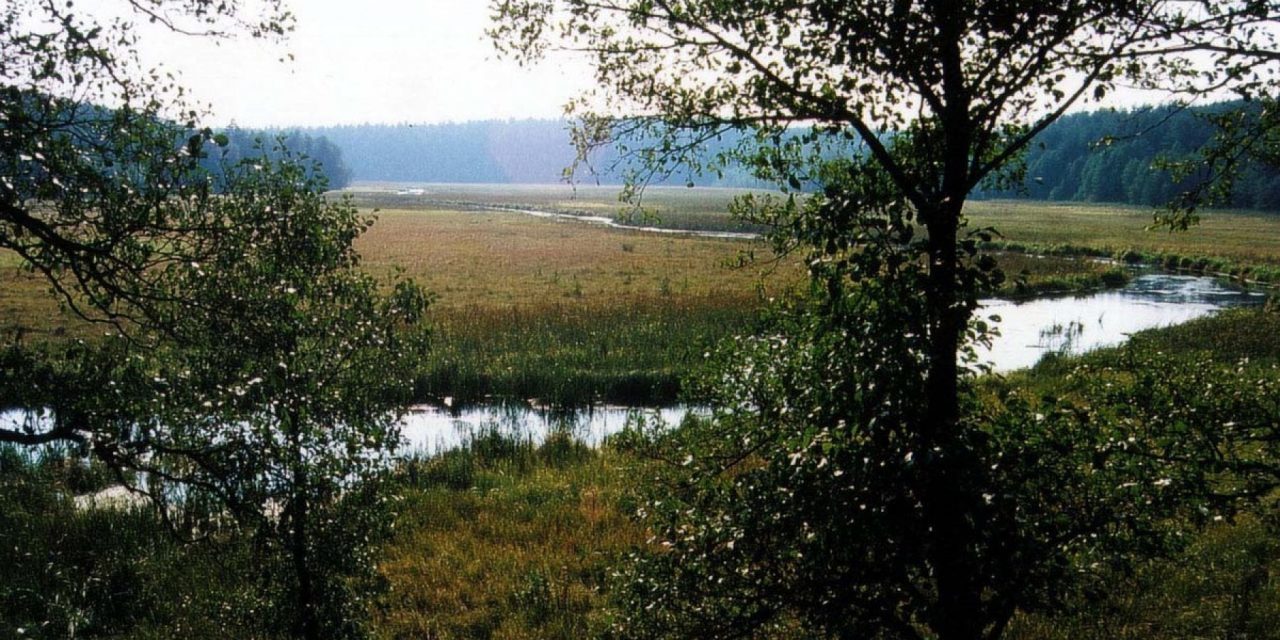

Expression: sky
xmin=103 ymin=1 xmax=1207 ymax=130
xmin=124 ymin=1 xmax=592 ymax=128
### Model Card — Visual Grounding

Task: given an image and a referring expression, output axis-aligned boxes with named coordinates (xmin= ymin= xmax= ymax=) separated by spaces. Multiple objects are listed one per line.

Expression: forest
xmin=309 ymin=104 xmax=1280 ymax=211
xmin=975 ymin=101 xmax=1280 ymax=210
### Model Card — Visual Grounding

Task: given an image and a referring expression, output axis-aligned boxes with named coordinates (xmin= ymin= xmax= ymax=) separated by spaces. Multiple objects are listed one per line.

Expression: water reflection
xmin=976 ymin=274 xmax=1264 ymax=372
xmin=398 ymin=404 xmax=698 ymax=454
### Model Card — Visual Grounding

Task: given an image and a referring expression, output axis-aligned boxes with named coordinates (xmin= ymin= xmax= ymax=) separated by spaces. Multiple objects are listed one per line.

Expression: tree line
xmin=303 ymin=119 xmax=775 ymax=187
xmin=310 ymin=105 xmax=1280 ymax=212
xmin=975 ymin=101 xmax=1280 ymax=210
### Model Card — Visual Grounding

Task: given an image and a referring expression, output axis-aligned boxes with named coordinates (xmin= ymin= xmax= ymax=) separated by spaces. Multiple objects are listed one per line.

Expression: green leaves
xmin=491 ymin=1 xmax=1280 ymax=637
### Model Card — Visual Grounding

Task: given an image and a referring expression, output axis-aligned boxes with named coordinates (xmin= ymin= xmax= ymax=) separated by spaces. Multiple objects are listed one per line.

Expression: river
xmin=399 ymin=273 xmax=1266 ymax=453
xmin=1 ymin=274 xmax=1265 ymax=455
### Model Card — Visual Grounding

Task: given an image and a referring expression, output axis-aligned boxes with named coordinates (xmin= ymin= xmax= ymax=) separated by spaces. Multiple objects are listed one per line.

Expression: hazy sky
xmin=109 ymin=1 xmax=1198 ymax=129
xmin=125 ymin=1 xmax=591 ymax=128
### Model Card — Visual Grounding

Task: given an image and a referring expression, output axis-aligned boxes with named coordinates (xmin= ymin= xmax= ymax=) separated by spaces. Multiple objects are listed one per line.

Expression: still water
xmin=398 ymin=404 xmax=694 ymax=455
xmin=399 ymin=274 xmax=1266 ymax=451
xmin=2 ymin=275 xmax=1265 ymax=454
xmin=976 ymin=274 xmax=1265 ymax=372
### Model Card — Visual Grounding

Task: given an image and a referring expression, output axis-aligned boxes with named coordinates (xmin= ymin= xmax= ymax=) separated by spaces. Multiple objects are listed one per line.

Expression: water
xmin=398 ymin=404 xmax=697 ymax=455
xmin=445 ymin=202 xmax=761 ymax=240
xmin=976 ymin=274 xmax=1265 ymax=371
xmin=3 ymin=274 xmax=1266 ymax=456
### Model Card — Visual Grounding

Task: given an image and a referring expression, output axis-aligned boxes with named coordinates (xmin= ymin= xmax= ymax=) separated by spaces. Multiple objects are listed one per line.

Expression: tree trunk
xmin=922 ymin=206 xmax=985 ymax=640
xmin=922 ymin=4 xmax=987 ymax=637
xmin=286 ymin=409 xmax=321 ymax=640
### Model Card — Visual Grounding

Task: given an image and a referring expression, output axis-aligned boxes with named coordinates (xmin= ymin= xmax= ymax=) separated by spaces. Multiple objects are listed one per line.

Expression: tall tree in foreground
xmin=2 ymin=3 xmax=430 ymax=637
xmin=492 ymin=2 xmax=1280 ymax=638
xmin=0 ymin=0 xmax=292 ymax=423
xmin=138 ymin=154 xmax=429 ymax=639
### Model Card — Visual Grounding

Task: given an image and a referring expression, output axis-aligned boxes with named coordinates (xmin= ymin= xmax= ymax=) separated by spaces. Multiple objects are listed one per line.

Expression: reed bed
xmin=377 ymin=429 xmax=646 ymax=639
xmin=417 ymin=293 xmax=763 ymax=407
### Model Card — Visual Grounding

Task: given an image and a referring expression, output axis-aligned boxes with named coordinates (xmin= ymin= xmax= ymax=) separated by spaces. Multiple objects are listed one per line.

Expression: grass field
xmin=347 ymin=183 xmax=1280 ymax=267
xmin=4 ymin=189 xmax=1279 ymax=404
xmin=352 ymin=207 xmax=798 ymax=405
xmin=966 ymin=200 xmax=1280 ymax=266
xmin=5 ymin=187 xmax=1280 ymax=638
xmin=352 ymin=207 xmax=788 ymax=309
xmin=0 ymin=203 xmax=802 ymax=404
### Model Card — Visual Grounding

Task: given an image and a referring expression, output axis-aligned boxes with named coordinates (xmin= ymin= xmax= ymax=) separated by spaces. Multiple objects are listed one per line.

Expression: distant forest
xmin=304 ymin=120 xmax=581 ymax=185
xmin=976 ymin=102 xmax=1280 ymax=210
xmin=303 ymin=102 xmax=1280 ymax=211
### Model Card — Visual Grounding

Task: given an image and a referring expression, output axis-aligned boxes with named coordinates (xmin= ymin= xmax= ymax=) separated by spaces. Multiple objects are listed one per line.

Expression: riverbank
xmin=2 ymin=300 xmax=1277 ymax=639
xmin=384 ymin=306 xmax=1280 ymax=639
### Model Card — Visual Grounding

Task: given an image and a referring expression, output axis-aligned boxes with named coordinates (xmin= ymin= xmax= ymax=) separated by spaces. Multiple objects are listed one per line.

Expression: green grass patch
xmin=376 ymin=430 xmax=645 ymax=639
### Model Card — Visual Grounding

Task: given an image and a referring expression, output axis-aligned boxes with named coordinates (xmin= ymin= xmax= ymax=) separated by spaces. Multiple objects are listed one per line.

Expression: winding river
xmin=399 ymin=273 xmax=1266 ymax=453
xmin=1 ymin=274 xmax=1266 ymax=455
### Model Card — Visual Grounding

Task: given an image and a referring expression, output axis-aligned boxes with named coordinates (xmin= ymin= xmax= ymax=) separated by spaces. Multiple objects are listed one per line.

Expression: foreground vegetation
xmin=3 ymin=307 xmax=1278 ymax=638
xmin=1001 ymin=308 xmax=1280 ymax=638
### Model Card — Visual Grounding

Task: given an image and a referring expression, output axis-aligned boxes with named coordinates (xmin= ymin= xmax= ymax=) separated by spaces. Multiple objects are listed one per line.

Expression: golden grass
xmin=0 ymin=204 xmax=800 ymax=339
xmin=376 ymin=448 xmax=645 ymax=639
xmin=353 ymin=185 xmax=1280 ymax=267
xmin=354 ymin=207 xmax=799 ymax=313
xmin=966 ymin=200 xmax=1280 ymax=265
xmin=0 ymin=257 xmax=86 ymax=340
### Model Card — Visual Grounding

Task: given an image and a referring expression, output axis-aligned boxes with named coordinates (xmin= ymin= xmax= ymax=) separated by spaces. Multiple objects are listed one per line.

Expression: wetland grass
xmin=378 ymin=429 xmax=644 ymax=639
xmin=353 ymin=207 xmax=798 ymax=405
xmin=4 ymin=189 xmax=1280 ymax=638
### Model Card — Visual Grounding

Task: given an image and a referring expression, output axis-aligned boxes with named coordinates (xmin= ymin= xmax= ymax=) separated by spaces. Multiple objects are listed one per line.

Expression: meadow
xmin=6 ymin=189 xmax=1279 ymax=405
xmin=347 ymin=183 xmax=1280 ymax=267
xmin=352 ymin=207 xmax=799 ymax=405
xmin=4 ymin=186 xmax=1280 ymax=638
xmin=6 ymin=309 xmax=1278 ymax=639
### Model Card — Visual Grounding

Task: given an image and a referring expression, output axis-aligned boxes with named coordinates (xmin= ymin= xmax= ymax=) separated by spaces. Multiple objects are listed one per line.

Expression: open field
xmin=3 ymin=191 xmax=1279 ymax=403
xmin=353 ymin=207 xmax=799 ymax=405
xmin=353 ymin=207 xmax=789 ymax=310
xmin=0 ymin=202 xmax=800 ymax=405
xmin=348 ymin=183 xmax=1280 ymax=267
xmin=966 ymin=200 xmax=1280 ymax=267
xmin=348 ymin=182 xmax=757 ymax=231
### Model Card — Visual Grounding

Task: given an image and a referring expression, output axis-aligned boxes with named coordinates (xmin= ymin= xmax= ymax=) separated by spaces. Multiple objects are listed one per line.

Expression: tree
xmin=0 ymin=0 xmax=289 ymax=350
xmin=492 ymin=2 xmax=1280 ymax=638
xmin=132 ymin=153 xmax=428 ymax=639
xmin=0 ymin=148 xmax=431 ymax=638
xmin=2 ymin=4 xmax=430 ymax=636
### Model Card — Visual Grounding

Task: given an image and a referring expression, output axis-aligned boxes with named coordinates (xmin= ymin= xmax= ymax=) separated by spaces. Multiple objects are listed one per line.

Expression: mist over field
xmin=298 ymin=105 xmax=1280 ymax=211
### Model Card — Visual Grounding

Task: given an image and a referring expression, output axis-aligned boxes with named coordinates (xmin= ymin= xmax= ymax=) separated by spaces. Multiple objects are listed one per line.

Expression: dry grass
xmin=966 ymin=200 xmax=1280 ymax=265
xmin=354 ymin=207 xmax=796 ymax=312
xmin=352 ymin=207 xmax=801 ymax=404
xmin=0 ymin=254 xmax=86 ymax=341
xmin=376 ymin=439 xmax=646 ymax=639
